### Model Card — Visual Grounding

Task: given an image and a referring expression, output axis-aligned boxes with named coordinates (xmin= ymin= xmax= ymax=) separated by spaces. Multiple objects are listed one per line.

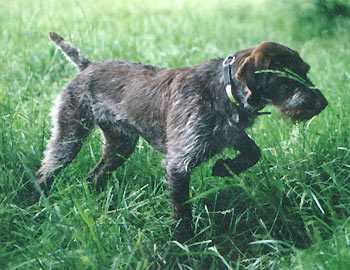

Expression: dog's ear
xmin=235 ymin=51 xmax=271 ymax=83
xmin=234 ymin=49 xmax=272 ymax=101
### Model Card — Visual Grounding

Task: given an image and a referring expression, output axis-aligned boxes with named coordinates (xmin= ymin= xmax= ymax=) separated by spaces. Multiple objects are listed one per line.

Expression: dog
xmin=36 ymin=32 xmax=328 ymax=241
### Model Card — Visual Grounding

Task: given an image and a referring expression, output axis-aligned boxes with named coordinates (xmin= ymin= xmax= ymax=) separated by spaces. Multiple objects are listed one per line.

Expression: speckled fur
xmin=37 ymin=33 xmax=328 ymax=241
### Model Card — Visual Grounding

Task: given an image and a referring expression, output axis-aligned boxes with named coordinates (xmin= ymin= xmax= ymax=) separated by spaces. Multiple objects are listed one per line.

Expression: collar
xmin=222 ymin=54 xmax=271 ymax=119
xmin=222 ymin=55 xmax=240 ymax=106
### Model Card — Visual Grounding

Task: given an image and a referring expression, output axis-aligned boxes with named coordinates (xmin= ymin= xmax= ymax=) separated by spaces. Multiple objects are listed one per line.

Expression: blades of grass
xmin=208 ymin=245 xmax=234 ymax=270
xmin=310 ymin=191 xmax=325 ymax=215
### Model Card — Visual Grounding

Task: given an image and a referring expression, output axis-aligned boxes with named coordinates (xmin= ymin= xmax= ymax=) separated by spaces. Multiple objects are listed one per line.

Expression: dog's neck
xmin=196 ymin=58 xmax=268 ymax=127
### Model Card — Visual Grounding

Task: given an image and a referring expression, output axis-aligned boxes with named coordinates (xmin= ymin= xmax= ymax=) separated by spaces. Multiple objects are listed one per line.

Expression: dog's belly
xmin=91 ymin=99 xmax=167 ymax=153
xmin=128 ymin=120 xmax=167 ymax=153
xmin=135 ymin=125 xmax=166 ymax=154
xmin=119 ymin=120 xmax=167 ymax=153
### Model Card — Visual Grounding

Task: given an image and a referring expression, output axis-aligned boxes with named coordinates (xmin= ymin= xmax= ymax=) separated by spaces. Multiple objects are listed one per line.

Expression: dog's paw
xmin=173 ymin=219 xmax=194 ymax=243
xmin=212 ymin=159 xmax=233 ymax=177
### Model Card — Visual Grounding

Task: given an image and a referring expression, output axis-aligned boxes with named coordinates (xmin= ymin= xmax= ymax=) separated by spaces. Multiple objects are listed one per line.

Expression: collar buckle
xmin=223 ymin=55 xmax=239 ymax=106
xmin=223 ymin=55 xmax=236 ymax=67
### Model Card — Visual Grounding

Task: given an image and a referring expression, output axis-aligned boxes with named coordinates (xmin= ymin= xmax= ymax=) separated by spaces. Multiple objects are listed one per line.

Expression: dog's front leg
xmin=212 ymin=132 xmax=261 ymax=177
xmin=166 ymin=161 xmax=193 ymax=242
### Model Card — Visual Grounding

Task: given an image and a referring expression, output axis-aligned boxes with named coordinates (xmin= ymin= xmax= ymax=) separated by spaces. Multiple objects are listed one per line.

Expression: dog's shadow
xmin=199 ymin=186 xmax=311 ymax=260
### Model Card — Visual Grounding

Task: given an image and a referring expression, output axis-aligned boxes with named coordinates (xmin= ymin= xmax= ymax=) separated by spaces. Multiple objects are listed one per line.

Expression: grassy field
xmin=1 ymin=0 xmax=350 ymax=269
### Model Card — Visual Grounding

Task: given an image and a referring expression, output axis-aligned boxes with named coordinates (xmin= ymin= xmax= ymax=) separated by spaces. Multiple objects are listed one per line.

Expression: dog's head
xmin=234 ymin=42 xmax=328 ymax=121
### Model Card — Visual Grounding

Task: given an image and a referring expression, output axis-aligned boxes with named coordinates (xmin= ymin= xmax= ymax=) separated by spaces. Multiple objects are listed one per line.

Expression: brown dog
xmin=37 ymin=32 xmax=328 ymax=241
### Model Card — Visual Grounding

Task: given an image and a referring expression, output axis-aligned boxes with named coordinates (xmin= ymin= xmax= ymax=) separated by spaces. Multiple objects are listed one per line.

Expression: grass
xmin=0 ymin=0 xmax=350 ymax=269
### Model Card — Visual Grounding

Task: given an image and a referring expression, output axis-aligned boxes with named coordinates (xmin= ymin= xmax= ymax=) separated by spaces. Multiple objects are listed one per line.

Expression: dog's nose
xmin=311 ymin=88 xmax=328 ymax=113
xmin=317 ymin=94 xmax=328 ymax=111
xmin=320 ymin=96 xmax=328 ymax=110
xmin=314 ymin=93 xmax=328 ymax=114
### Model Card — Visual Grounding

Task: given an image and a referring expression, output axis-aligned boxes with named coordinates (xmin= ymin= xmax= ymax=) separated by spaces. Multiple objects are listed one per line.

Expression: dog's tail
xmin=49 ymin=32 xmax=91 ymax=71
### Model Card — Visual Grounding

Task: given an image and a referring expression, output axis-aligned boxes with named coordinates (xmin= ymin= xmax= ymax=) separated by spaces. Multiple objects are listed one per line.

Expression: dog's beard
xmin=279 ymin=90 xmax=326 ymax=121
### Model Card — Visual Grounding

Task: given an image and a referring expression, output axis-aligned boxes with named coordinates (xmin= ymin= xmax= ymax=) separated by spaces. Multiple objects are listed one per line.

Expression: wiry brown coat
xmin=37 ymin=32 xmax=327 ymax=241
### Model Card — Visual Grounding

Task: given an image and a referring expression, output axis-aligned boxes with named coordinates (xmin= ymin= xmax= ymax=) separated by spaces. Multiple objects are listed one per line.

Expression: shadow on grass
xmin=192 ymin=186 xmax=312 ymax=269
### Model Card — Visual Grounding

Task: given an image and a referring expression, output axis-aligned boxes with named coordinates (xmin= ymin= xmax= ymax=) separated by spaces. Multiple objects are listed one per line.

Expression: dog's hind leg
xmin=87 ymin=124 xmax=138 ymax=191
xmin=36 ymin=89 xmax=93 ymax=194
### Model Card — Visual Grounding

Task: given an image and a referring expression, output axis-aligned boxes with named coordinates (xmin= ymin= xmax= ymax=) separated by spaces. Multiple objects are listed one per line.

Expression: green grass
xmin=1 ymin=0 xmax=350 ymax=269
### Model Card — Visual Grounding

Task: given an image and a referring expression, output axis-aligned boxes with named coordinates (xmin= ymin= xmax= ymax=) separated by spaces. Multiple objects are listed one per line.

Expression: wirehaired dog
xmin=37 ymin=32 xmax=328 ymax=241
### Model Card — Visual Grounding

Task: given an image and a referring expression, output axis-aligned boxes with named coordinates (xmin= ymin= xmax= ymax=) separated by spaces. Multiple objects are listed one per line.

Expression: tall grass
xmin=0 ymin=0 xmax=349 ymax=269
